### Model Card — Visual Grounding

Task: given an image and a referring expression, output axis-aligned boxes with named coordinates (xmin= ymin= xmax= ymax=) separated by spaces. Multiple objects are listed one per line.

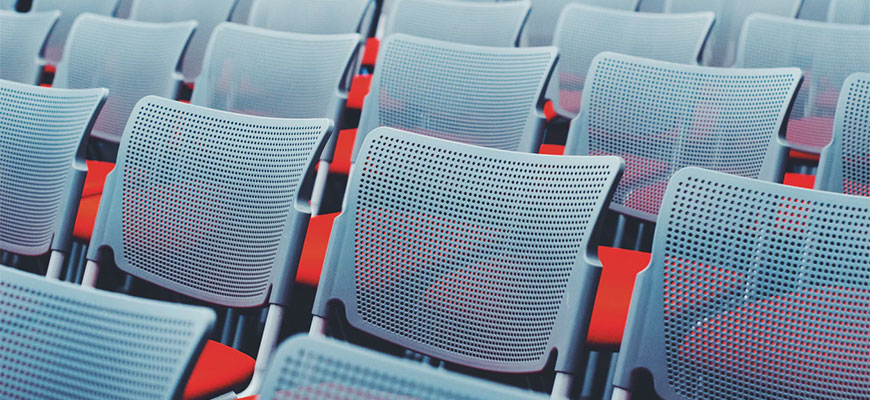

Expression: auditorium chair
xmin=524 ymin=0 xmax=639 ymax=47
xmin=29 ymin=0 xmax=120 ymax=67
xmin=815 ymin=72 xmax=870 ymax=193
xmin=828 ymin=0 xmax=870 ymax=24
xmin=0 ymin=10 xmax=59 ymax=84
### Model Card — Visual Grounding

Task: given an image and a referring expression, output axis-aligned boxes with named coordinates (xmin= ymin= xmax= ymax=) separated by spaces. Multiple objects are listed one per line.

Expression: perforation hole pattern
xmin=0 ymin=268 xmax=209 ymax=400
xmin=374 ymin=37 xmax=553 ymax=152
xmin=351 ymin=131 xmax=618 ymax=365
xmin=839 ymin=75 xmax=870 ymax=196
xmin=525 ymin=0 xmax=638 ymax=46
xmin=828 ymin=0 xmax=870 ymax=25
xmin=0 ymin=84 xmax=102 ymax=255
xmin=30 ymin=0 xmax=119 ymax=65
xmin=739 ymin=15 xmax=870 ymax=151
xmin=389 ymin=0 xmax=527 ymax=47
xmin=660 ymin=173 xmax=870 ymax=399
xmin=583 ymin=55 xmax=796 ymax=218
xmin=119 ymin=100 xmax=324 ymax=304
xmin=0 ymin=11 xmax=58 ymax=84
xmin=248 ymin=0 xmax=371 ymax=34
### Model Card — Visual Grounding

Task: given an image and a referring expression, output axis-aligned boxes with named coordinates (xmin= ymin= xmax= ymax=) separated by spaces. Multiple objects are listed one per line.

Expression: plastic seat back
xmin=817 ymin=72 xmax=870 ymax=195
xmin=736 ymin=14 xmax=870 ymax=152
xmin=566 ymin=52 xmax=801 ymax=222
xmin=828 ymin=0 xmax=870 ymax=24
xmin=248 ymin=0 xmax=373 ymax=34
xmin=387 ymin=0 xmax=530 ymax=47
xmin=525 ymin=0 xmax=639 ymax=46
xmin=0 ymin=265 xmax=215 ymax=400
xmin=0 ymin=0 xmax=15 ymax=9
xmin=613 ymin=167 xmax=870 ymax=400
xmin=53 ymin=14 xmax=196 ymax=143
xmin=0 ymin=10 xmax=59 ymax=84
xmin=30 ymin=0 xmax=120 ymax=65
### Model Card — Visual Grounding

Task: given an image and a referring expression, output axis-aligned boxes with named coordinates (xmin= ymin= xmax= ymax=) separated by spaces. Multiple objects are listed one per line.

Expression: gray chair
xmin=816 ymin=72 xmax=870 ymax=194
xmin=799 ymin=0 xmax=832 ymax=20
xmin=549 ymin=4 xmax=714 ymax=119
xmin=386 ymin=0 xmax=530 ymax=47
xmin=611 ymin=167 xmax=870 ymax=400
xmin=638 ymin=0 xmax=665 ymax=11
xmin=81 ymin=96 xmax=332 ymax=396
xmin=0 ymin=0 xmax=15 ymax=9
xmin=566 ymin=52 xmax=802 ymax=222
xmin=311 ymin=127 xmax=624 ymax=399
xmin=53 ymin=14 xmax=196 ymax=144
xmin=735 ymin=14 xmax=870 ymax=153
xmin=0 ymin=264 xmax=215 ymax=400
xmin=0 ymin=79 xmax=107 ymax=279
xmin=525 ymin=0 xmax=639 ymax=46
xmin=828 ymin=0 xmax=870 ymax=24
xmin=129 ymin=0 xmax=236 ymax=82
xmin=665 ymin=0 xmax=801 ymax=67
xmin=248 ymin=0 xmax=373 ymax=34
xmin=259 ymin=335 xmax=549 ymax=400
xmin=30 ymin=0 xmax=120 ymax=66
xmin=0 ymin=10 xmax=59 ymax=84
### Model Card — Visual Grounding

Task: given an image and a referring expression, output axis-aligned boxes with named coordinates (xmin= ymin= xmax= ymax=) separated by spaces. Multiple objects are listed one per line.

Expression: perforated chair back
xmin=85 ymin=96 xmax=332 ymax=308
xmin=613 ymin=167 xmax=870 ymax=400
xmin=0 ymin=80 xmax=106 ymax=257
xmin=351 ymin=34 xmax=557 ymax=162
xmin=799 ymin=0 xmax=832 ymax=20
xmin=30 ymin=0 xmax=119 ymax=65
xmin=0 ymin=265 xmax=215 ymax=400
xmin=0 ymin=10 xmax=59 ymax=84
xmin=259 ymin=335 xmax=549 ymax=400
xmin=817 ymin=72 xmax=870 ymax=195
xmin=665 ymin=0 xmax=801 ymax=67
xmin=129 ymin=0 xmax=235 ymax=82
xmin=248 ymin=0 xmax=373 ymax=34
xmin=549 ymin=5 xmax=714 ymax=118
xmin=0 ymin=0 xmax=15 ymax=10
xmin=566 ymin=52 xmax=801 ymax=222
xmin=735 ymin=14 xmax=870 ymax=152
xmin=828 ymin=0 xmax=870 ymax=24
xmin=386 ymin=0 xmax=530 ymax=47
xmin=525 ymin=0 xmax=639 ymax=46
xmin=314 ymin=127 xmax=623 ymax=374
xmin=53 ymin=14 xmax=196 ymax=143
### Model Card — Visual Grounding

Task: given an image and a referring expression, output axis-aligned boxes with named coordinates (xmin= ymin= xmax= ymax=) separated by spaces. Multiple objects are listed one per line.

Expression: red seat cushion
xmin=587 ymin=246 xmax=651 ymax=351
xmin=328 ymin=129 xmax=357 ymax=175
xmin=539 ymin=143 xmax=565 ymax=155
xmin=346 ymin=74 xmax=372 ymax=110
xmin=783 ymin=172 xmax=816 ymax=189
xmin=297 ymin=212 xmax=339 ymax=286
xmin=361 ymin=37 xmax=380 ymax=67
xmin=183 ymin=340 xmax=255 ymax=400
xmin=789 ymin=149 xmax=821 ymax=162
xmin=73 ymin=194 xmax=101 ymax=241
xmin=83 ymin=160 xmax=114 ymax=197
xmin=543 ymin=100 xmax=558 ymax=122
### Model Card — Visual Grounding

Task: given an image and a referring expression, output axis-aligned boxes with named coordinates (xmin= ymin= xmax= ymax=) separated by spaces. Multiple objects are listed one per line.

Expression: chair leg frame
xmin=82 ymin=260 xmax=100 ymax=288
xmin=237 ymin=303 xmax=285 ymax=397
xmin=551 ymin=372 xmax=575 ymax=400
xmin=611 ymin=387 xmax=631 ymax=400
xmin=310 ymin=161 xmax=331 ymax=217
xmin=46 ymin=250 xmax=65 ymax=280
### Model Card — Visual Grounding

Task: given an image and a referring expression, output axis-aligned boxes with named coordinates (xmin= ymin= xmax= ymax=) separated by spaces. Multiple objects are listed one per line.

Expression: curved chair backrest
xmin=0 ymin=0 xmax=15 ymax=9
xmin=248 ymin=0 xmax=373 ymax=34
xmin=386 ymin=0 xmax=530 ymax=47
xmin=525 ymin=0 xmax=639 ymax=46
xmin=816 ymin=72 xmax=870 ymax=195
xmin=259 ymin=335 xmax=549 ymax=400
xmin=30 ymin=0 xmax=120 ymax=65
xmin=53 ymin=14 xmax=195 ymax=143
xmin=0 ymin=10 xmax=59 ymax=84
xmin=0 ymin=80 xmax=106 ymax=257
xmin=352 ymin=34 xmax=557 ymax=162
xmin=735 ymin=14 xmax=870 ymax=153
xmin=566 ymin=52 xmax=801 ymax=222
xmin=86 ymin=96 xmax=332 ymax=308
xmin=192 ymin=23 xmax=359 ymax=126
xmin=129 ymin=0 xmax=236 ymax=82
xmin=828 ymin=0 xmax=870 ymax=24
xmin=0 ymin=265 xmax=215 ymax=400
xmin=665 ymin=0 xmax=801 ymax=67
xmin=314 ymin=127 xmax=623 ymax=374
xmin=549 ymin=5 xmax=714 ymax=118
xmin=613 ymin=167 xmax=870 ymax=400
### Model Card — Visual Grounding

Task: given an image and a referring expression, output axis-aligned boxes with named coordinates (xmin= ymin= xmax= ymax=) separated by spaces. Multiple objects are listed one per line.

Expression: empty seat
xmin=735 ymin=14 xmax=870 ymax=153
xmin=128 ymin=0 xmax=236 ymax=82
xmin=816 ymin=72 xmax=870 ymax=194
xmin=0 ymin=10 xmax=59 ymax=84
xmin=665 ymin=0 xmax=801 ymax=67
xmin=386 ymin=0 xmax=530 ymax=47
xmin=248 ymin=0 xmax=373 ymax=34
xmin=0 ymin=264 xmax=215 ymax=400
xmin=611 ymin=167 xmax=870 ymax=400
xmin=311 ymin=127 xmax=624 ymax=398
xmin=828 ymin=0 xmax=870 ymax=24
xmin=30 ymin=0 xmax=120 ymax=66
xmin=525 ymin=0 xmax=639 ymax=46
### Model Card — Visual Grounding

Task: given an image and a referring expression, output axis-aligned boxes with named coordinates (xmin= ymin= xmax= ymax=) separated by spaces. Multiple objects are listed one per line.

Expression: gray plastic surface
xmin=258 ymin=335 xmax=549 ymax=400
xmin=129 ymin=0 xmax=235 ymax=82
xmin=0 ymin=79 xmax=107 ymax=256
xmin=548 ymin=5 xmax=714 ymax=118
xmin=614 ymin=167 xmax=870 ymax=399
xmin=248 ymin=0 xmax=373 ymax=34
xmin=53 ymin=14 xmax=196 ymax=143
xmin=386 ymin=0 xmax=530 ymax=47
xmin=30 ymin=0 xmax=120 ymax=65
xmin=0 ymin=10 xmax=59 ymax=84
xmin=85 ymin=96 xmax=332 ymax=308
xmin=525 ymin=0 xmax=639 ymax=46
xmin=566 ymin=52 xmax=801 ymax=222
xmin=0 ymin=265 xmax=215 ymax=400
xmin=314 ymin=127 xmax=624 ymax=374
xmin=828 ymin=0 xmax=870 ymax=24
xmin=799 ymin=0 xmax=833 ymax=20
xmin=735 ymin=14 xmax=870 ymax=153
xmin=0 ymin=0 xmax=14 ymax=9
xmin=816 ymin=72 xmax=870 ymax=194
xmin=665 ymin=0 xmax=801 ymax=67
xmin=350 ymin=34 xmax=557 ymax=163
